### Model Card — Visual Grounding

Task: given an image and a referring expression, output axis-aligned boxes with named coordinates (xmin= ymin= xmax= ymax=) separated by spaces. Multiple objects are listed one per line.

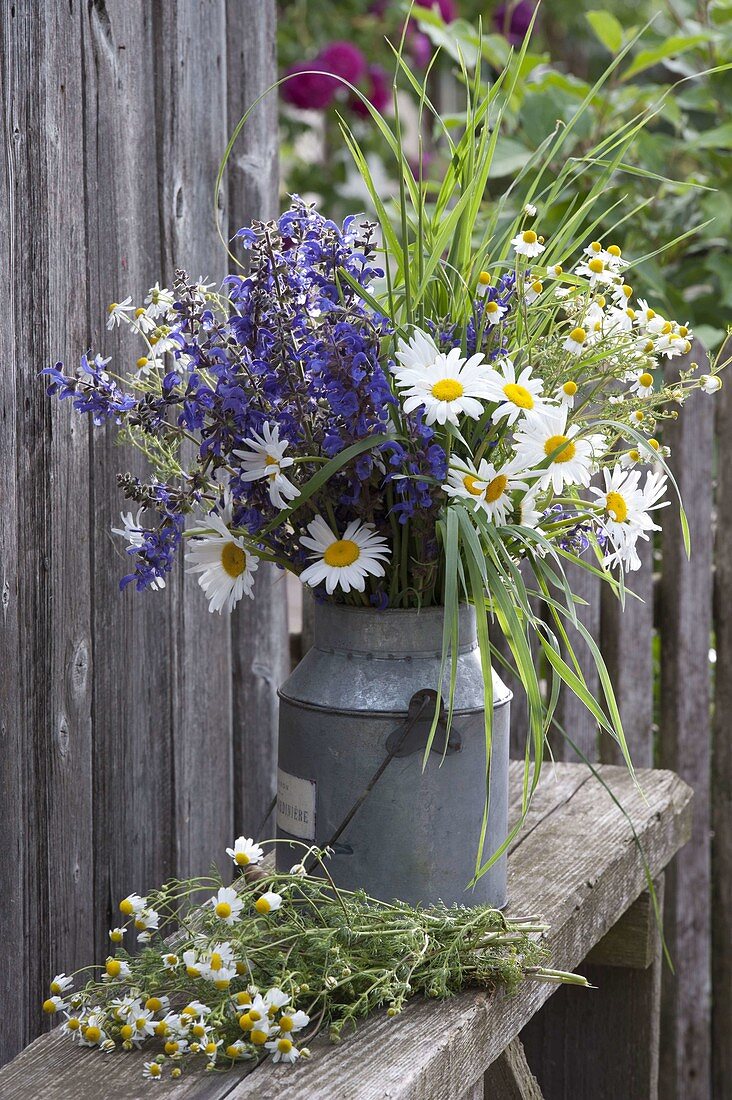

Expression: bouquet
xmin=45 ymin=34 xmax=725 ymax=876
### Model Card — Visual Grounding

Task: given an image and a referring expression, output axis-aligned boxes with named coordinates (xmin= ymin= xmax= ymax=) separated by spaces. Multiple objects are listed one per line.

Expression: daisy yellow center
xmin=105 ymin=959 xmax=122 ymax=977
xmin=42 ymin=999 xmax=57 ymax=1014
xmin=67 ymin=1018 xmax=81 ymax=1031
xmin=463 ymin=475 xmax=484 ymax=497
xmin=235 ymin=851 xmax=250 ymax=865
xmin=148 ymin=1065 xmax=162 ymax=1078
xmin=145 ymin=997 xmax=163 ymax=1012
xmin=486 ymin=301 xmax=499 ymax=314
xmin=192 ymin=1024 xmax=206 ymax=1037
xmin=608 ymin=244 xmax=622 ymax=257
xmin=84 ymin=1026 xmax=101 ymax=1043
xmin=255 ymin=896 xmax=271 ymax=914
xmin=265 ymin=455 xmax=278 ymax=467
xmin=221 ymin=542 xmax=246 ymax=579
xmin=503 ymin=382 xmax=534 ymax=410
xmin=215 ymin=901 xmax=233 ymax=918
xmin=544 ymin=434 xmax=576 ymax=463
xmin=606 ymin=491 xmax=628 ymax=523
xmin=486 ymin=475 xmax=508 ymax=502
xmin=563 ymin=381 xmax=578 ymax=396
xmin=278 ymin=1038 xmax=294 ymax=1053
xmin=227 ymin=1044 xmax=242 ymax=1058
xmin=119 ymin=899 xmax=134 ymax=916
xmin=639 ymin=372 xmax=653 ymax=388
xmin=478 ymin=271 xmax=491 ymax=285
xmin=431 ymin=378 xmax=464 ymax=402
xmin=588 ymin=258 xmax=604 ymax=273
xmin=251 ymin=1029 xmax=268 ymax=1046
xmin=210 ymin=953 xmax=223 ymax=971
xmin=279 ymin=1016 xmax=294 ymax=1032
xmin=323 ymin=539 xmax=360 ymax=567
xmin=522 ymin=230 xmax=538 ymax=244
xmin=570 ymin=327 xmax=586 ymax=345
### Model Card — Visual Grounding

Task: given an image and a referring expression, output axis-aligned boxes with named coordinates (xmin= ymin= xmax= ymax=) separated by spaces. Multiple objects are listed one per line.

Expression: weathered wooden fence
xmin=0 ymin=0 xmax=286 ymax=1070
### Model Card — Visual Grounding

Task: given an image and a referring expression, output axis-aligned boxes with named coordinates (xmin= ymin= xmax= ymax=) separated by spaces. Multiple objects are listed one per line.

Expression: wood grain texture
xmin=0 ymin=763 xmax=691 ymax=1098
xmin=599 ymin=538 xmax=654 ymax=768
xmin=657 ymin=346 xmax=713 ymax=1100
xmin=523 ymin=878 xmax=665 ymax=1100
xmin=585 ymin=879 xmax=662 ymax=969
xmin=484 ymin=1038 xmax=545 ymax=1099
xmin=552 ymin=561 xmax=601 ymax=764
xmin=0 ymin=0 xmax=278 ymax=1069
xmin=712 ymin=338 xmax=732 ymax=1099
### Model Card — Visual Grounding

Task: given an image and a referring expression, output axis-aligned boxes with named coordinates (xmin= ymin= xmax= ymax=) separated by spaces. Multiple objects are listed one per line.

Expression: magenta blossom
xmin=281 ymin=41 xmax=367 ymax=110
xmin=414 ymin=0 xmax=457 ymax=22
xmin=349 ymin=65 xmax=391 ymax=118
xmin=492 ymin=1 xmax=536 ymax=46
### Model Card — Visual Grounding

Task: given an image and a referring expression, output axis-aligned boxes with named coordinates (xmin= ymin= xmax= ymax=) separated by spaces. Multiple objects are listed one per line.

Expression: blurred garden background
xmin=278 ymin=0 xmax=730 ymax=354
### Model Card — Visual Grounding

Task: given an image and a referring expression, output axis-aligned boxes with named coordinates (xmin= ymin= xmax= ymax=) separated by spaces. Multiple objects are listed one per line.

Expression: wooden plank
xmin=599 ymin=537 xmax=654 ymax=768
xmin=657 ymin=346 xmax=714 ymax=1100
xmin=230 ymin=766 xmax=691 ymax=1099
xmin=523 ymin=877 xmax=665 ymax=1100
xmin=585 ymin=880 xmax=661 ymax=969
xmin=552 ymin=561 xmax=601 ymax=764
xmin=458 ymin=1077 xmax=485 ymax=1100
xmin=0 ymin=2 xmax=96 ymax=1064
xmin=225 ymin=0 xmax=289 ymax=839
xmin=155 ymin=0 xmax=235 ymax=881
xmin=712 ymin=337 xmax=732 ymax=1097
xmin=484 ymin=1038 xmax=545 ymax=1099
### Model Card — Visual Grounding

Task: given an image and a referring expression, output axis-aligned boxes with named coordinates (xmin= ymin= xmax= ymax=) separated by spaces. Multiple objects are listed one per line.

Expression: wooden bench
xmin=0 ymin=762 xmax=692 ymax=1100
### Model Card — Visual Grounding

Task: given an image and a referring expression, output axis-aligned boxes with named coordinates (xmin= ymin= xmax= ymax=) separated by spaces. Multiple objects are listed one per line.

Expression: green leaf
xmin=621 ymin=34 xmax=710 ymax=82
xmin=586 ymin=10 xmax=624 ymax=53
xmin=691 ymin=121 xmax=732 ymax=149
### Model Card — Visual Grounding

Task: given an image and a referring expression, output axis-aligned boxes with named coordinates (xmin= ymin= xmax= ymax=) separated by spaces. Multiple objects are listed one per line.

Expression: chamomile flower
xmin=482 ymin=299 xmax=508 ymax=326
xmin=186 ymin=515 xmax=258 ymax=613
xmin=443 ymin=458 xmax=530 ymax=525
xmin=513 ymin=407 xmax=603 ymax=493
xmin=200 ymin=943 xmax=235 ymax=983
xmin=145 ymin=283 xmax=175 ymax=318
xmin=476 ymin=271 xmax=492 ymax=297
xmin=701 ymin=374 xmax=722 ymax=394
xmin=591 ymin=466 xmax=668 ymax=571
xmin=234 ymin=423 xmax=299 ymax=511
xmin=142 ymin=1061 xmax=163 ymax=1081
xmin=524 ymin=278 xmax=543 ymax=305
xmin=265 ymin=1035 xmax=301 ymax=1064
xmin=275 ymin=1009 xmax=310 ymax=1033
xmin=299 ymin=517 xmax=390 ymax=595
xmin=523 ymin=202 xmax=537 ymax=217
xmin=182 ymin=949 xmax=202 ymax=978
xmin=106 ymin=297 xmax=134 ymax=329
xmin=557 ymin=381 xmax=578 ymax=408
xmin=392 ymin=334 xmax=491 ymax=426
xmin=42 ymin=995 xmax=67 ymax=1014
xmin=226 ymin=837 xmax=264 ymax=868
xmin=104 ymin=957 xmax=132 ymax=981
xmin=210 ymin=886 xmax=244 ymax=926
xmin=627 ymin=371 xmax=655 ymax=398
xmin=50 ymin=974 xmax=74 ymax=997
xmin=80 ymin=1015 xmax=108 ymax=1047
xmin=563 ymin=327 xmax=588 ymax=356
xmin=255 ymin=890 xmax=283 ymax=915
xmin=134 ymin=907 xmax=160 ymax=935
xmin=517 ymin=490 xmax=542 ymax=529
xmin=108 ymin=927 xmax=126 ymax=944
xmin=60 ymin=1013 xmax=84 ymax=1038
xmin=264 ymin=987 xmax=291 ymax=1014
xmin=481 ymin=359 xmax=555 ymax=426
xmin=511 ymin=229 xmax=545 ymax=258
xmin=162 ymin=953 xmax=180 ymax=971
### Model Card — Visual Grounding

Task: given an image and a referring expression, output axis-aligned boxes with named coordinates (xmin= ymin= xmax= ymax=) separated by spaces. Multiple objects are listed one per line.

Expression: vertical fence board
xmin=226 ymin=0 xmax=290 ymax=837
xmin=553 ymin=562 xmax=601 ymax=763
xmin=599 ymin=539 xmax=654 ymax=768
xmin=658 ymin=347 xmax=713 ymax=1100
xmin=155 ymin=1 xmax=235 ymax=881
xmin=712 ymin=339 xmax=732 ymax=1098
xmin=0 ymin=0 xmax=278 ymax=1068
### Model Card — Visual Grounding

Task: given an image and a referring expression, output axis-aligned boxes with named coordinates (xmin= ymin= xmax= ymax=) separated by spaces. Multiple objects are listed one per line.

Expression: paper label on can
xmin=277 ymin=768 xmax=317 ymax=840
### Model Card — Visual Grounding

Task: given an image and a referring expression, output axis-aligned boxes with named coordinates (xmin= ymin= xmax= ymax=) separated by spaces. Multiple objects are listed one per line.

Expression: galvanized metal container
xmin=276 ymin=602 xmax=512 ymax=908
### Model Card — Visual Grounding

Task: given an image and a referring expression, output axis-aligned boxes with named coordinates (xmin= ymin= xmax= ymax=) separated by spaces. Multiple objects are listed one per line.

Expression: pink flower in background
xmin=349 ymin=65 xmax=391 ymax=118
xmin=408 ymin=27 xmax=433 ymax=67
xmin=492 ymin=1 xmax=536 ymax=46
xmin=414 ymin=0 xmax=457 ymax=21
xmin=282 ymin=41 xmax=367 ymax=110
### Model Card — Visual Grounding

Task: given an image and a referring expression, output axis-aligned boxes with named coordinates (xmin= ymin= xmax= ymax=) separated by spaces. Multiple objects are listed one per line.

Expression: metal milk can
xmin=276 ymin=602 xmax=511 ymax=908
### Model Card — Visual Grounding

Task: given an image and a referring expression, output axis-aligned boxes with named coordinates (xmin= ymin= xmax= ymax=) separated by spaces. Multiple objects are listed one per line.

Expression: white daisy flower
xmin=590 ymin=466 xmax=669 ymax=572
xmin=162 ymin=953 xmax=180 ymax=970
xmin=482 ymin=299 xmax=508 ymax=326
xmin=211 ymin=886 xmax=244 ymax=926
xmin=226 ymin=837 xmax=264 ymax=868
xmin=563 ymin=326 xmax=588 ymax=356
xmin=481 ymin=358 xmax=555 ymax=426
xmin=265 ymin=1035 xmax=301 ymax=1064
xmin=60 ymin=1013 xmax=84 ymax=1039
xmin=180 ymin=1000 xmax=212 ymax=1019
xmin=627 ymin=370 xmax=655 ymax=398
xmin=557 ymin=381 xmax=578 ymax=408
xmin=511 ymin=229 xmax=545 ymax=258
xmin=523 ymin=202 xmax=537 ymax=217
xmin=392 ymin=333 xmax=490 ymax=427
xmin=104 ymin=957 xmax=132 ymax=981
xmin=79 ymin=1015 xmax=108 ymax=1047
xmin=182 ymin=949 xmax=202 ymax=978
xmin=575 ymin=255 xmax=618 ymax=288
xmin=130 ymin=306 xmax=156 ymax=335
xmin=200 ymin=942 xmax=235 ymax=983
xmin=50 ymin=974 xmax=74 ymax=997
xmin=129 ymin=1009 xmax=156 ymax=1039
xmin=224 ymin=1039 xmax=252 ymax=1059
xmin=517 ymin=489 xmax=543 ymax=529
xmin=134 ymin=907 xmax=160 ymax=934
xmin=513 ymin=407 xmax=603 ymax=493
xmin=635 ymin=299 xmax=667 ymax=335
xmin=701 ymin=374 xmax=722 ymax=394
xmin=264 ymin=987 xmax=292 ymax=1014
xmin=234 ymin=423 xmax=299 ymax=511
xmin=275 ymin=1009 xmax=310 ymax=1034
xmin=524 ymin=278 xmax=543 ymax=305
xmin=186 ymin=514 xmax=258 ymax=614
xmin=299 ymin=517 xmax=390 ymax=595
xmin=443 ymin=458 xmax=531 ymax=525
xmin=610 ymin=281 xmax=634 ymax=308
xmin=42 ymin=995 xmax=67 ymax=1014
xmin=142 ymin=1061 xmax=163 ymax=1081
xmin=144 ymin=283 xmax=175 ymax=318
xmin=476 ymin=271 xmax=492 ymax=297
xmin=255 ymin=890 xmax=283 ymax=915
xmin=106 ymin=297 xmax=134 ymax=329
xmin=108 ymin=927 xmax=126 ymax=944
